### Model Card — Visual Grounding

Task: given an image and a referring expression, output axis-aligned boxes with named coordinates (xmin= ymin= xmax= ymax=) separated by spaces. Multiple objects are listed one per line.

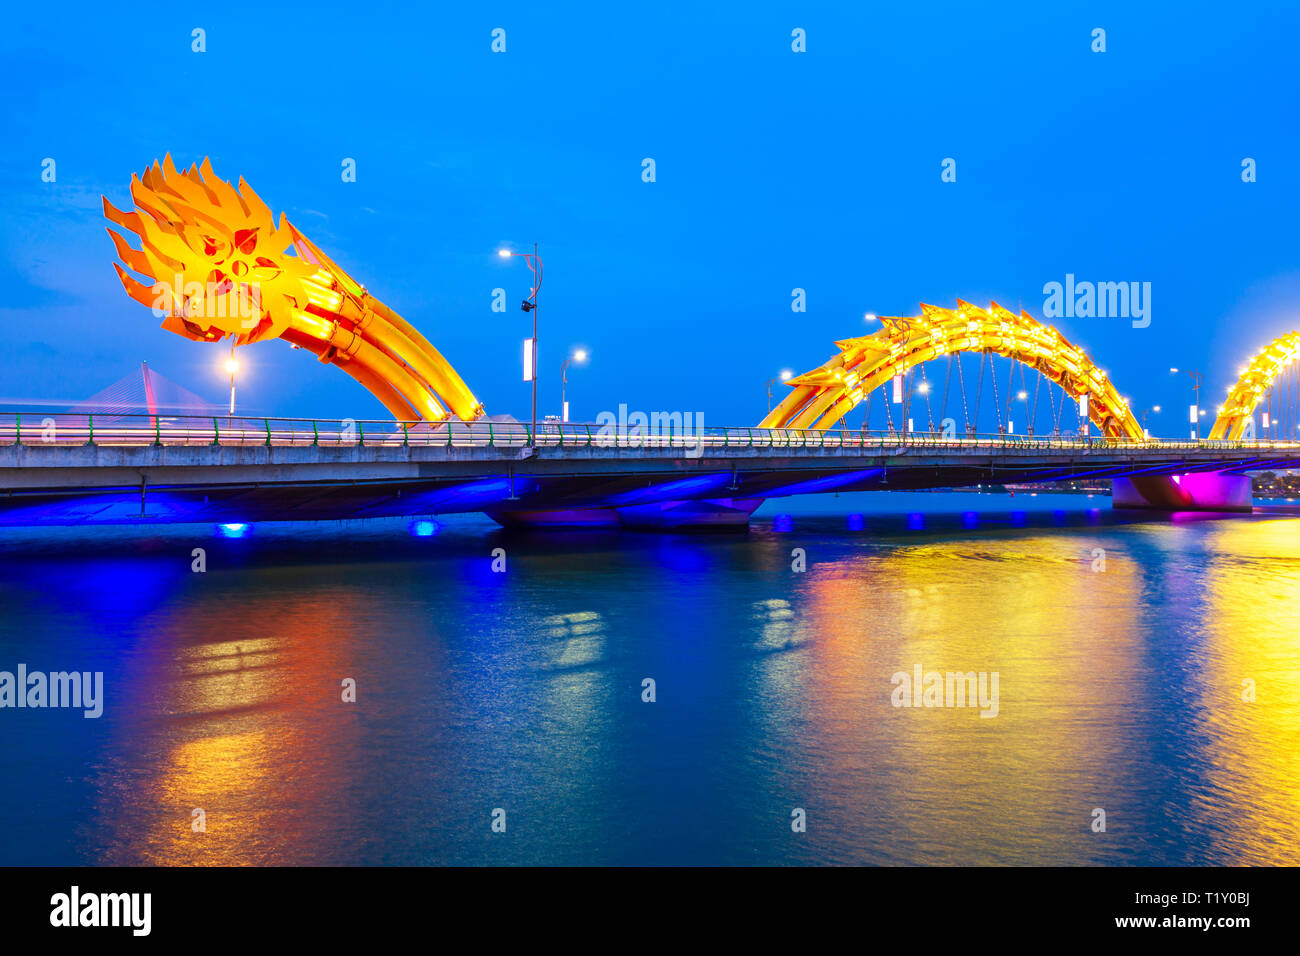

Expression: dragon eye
xmin=234 ymin=228 xmax=259 ymax=255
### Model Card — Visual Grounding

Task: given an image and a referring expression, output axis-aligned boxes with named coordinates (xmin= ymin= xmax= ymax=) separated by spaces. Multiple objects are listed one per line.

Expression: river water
xmin=1 ymin=491 xmax=1298 ymax=865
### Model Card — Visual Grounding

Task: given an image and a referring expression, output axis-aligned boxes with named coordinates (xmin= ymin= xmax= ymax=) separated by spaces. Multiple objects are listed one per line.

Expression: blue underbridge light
xmin=218 ymin=523 xmax=249 ymax=538
xmin=962 ymin=511 xmax=979 ymax=529
xmin=773 ymin=514 xmax=794 ymax=532
xmin=907 ymin=512 xmax=925 ymax=530
xmin=847 ymin=513 xmax=865 ymax=531
xmin=410 ymin=519 xmax=440 ymax=537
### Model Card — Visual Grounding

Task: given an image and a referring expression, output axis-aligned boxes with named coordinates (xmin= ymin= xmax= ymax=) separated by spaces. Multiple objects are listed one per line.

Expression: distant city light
xmin=218 ymin=523 xmax=248 ymax=538
xmin=411 ymin=519 xmax=439 ymax=537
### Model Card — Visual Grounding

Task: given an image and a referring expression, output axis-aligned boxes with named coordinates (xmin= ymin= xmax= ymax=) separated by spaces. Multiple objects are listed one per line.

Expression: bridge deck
xmin=2 ymin=422 xmax=1298 ymax=525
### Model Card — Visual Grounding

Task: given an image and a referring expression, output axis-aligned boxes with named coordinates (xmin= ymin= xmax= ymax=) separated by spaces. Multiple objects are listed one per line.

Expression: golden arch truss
xmin=1209 ymin=331 xmax=1300 ymax=440
xmin=104 ymin=156 xmax=483 ymax=423
xmin=760 ymin=300 xmax=1144 ymax=439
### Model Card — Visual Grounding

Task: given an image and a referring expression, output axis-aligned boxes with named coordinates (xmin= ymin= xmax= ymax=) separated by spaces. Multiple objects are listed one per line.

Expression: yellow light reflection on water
xmin=1190 ymin=517 xmax=1300 ymax=864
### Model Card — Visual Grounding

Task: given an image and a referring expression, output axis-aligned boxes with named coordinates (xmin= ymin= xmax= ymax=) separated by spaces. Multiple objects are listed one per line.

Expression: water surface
xmin=1 ymin=491 xmax=1298 ymax=865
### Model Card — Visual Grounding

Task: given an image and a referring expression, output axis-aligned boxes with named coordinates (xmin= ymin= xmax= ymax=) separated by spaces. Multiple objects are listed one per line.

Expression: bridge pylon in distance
xmin=103 ymin=155 xmax=483 ymax=424
xmin=1209 ymin=331 xmax=1300 ymax=440
xmin=760 ymin=300 xmax=1144 ymax=439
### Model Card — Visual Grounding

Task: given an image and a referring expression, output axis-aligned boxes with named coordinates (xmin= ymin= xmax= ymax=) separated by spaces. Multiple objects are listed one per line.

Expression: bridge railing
xmin=0 ymin=411 xmax=1297 ymax=453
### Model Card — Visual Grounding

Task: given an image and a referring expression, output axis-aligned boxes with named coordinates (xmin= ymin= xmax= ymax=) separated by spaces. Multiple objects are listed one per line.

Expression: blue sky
xmin=2 ymin=1 xmax=1298 ymax=432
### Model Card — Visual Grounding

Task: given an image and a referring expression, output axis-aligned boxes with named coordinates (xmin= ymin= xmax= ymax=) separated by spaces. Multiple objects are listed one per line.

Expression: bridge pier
xmin=615 ymin=497 xmax=762 ymax=530
xmin=1112 ymin=473 xmax=1253 ymax=512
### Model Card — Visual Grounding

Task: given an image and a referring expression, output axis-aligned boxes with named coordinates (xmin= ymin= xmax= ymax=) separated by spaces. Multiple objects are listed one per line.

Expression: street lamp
xmin=1007 ymin=389 xmax=1028 ymax=436
xmin=561 ymin=348 xmax=588 ymax=422
xmin=1141 ymin=405 xmax=1161 ymax=438
xmin=1172 ymin=368 xmax=1203 ymax=439
xmin=498 ymin=244 xmax=543 ymax=445
xmin=766 ymin=368 xmax=793 ymax=412
xmin=224 ymin=346 xmax=240 ymax=420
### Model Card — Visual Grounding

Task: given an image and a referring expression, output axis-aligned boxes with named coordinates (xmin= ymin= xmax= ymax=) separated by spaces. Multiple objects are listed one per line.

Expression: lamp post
xmin=561 ymin=348 xmax=588 ymax=423
xmin=883 ymin=316 xmax=914 ymax=437
xmin=224 ymin=344 xmax=239 ymax=423
xmin=1171 ymin=367 xmax=1202 ymax=439
xmin=767 ymin=369 xmax=793 ymax=413
xmin=499 ymin=244 xmax=542 ymax=445
xmin=1007 ymin=389 xmax=1027 ymax=436
xmin=1140 ymin=405 xmax=1161 ymax=439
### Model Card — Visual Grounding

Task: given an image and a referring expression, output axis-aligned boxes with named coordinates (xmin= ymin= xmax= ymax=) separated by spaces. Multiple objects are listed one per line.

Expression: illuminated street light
xmin=1141 ymin=405 xmax=1161 ymax=438
xmin=561 ymin=347 xmax=587 ymax=422
xmin=1173 ymin=367 xmax=1203 ymax=439
xmin=767 ymin=369 xmax=794 ymax=412
xmin=1006 ymin=388 xmax=1029 ymax=435
xmin=498 ymin=244 xmax=543 ymax=444
xmin=223 ymin=347 xmax=240 ymax=418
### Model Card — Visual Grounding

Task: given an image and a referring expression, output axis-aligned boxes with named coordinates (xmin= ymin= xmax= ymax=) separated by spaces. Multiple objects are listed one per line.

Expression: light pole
xmin=561 ymin=348 xmax=588 ymax=422
xmin=767 ymin=369 xmax=793 ymax=413
xmin=1008 ymin=389 xmax=1027 ymax=436
xmin=1140 ymin=405 xmax=1161 ymax=439
xmin=883 ymin=316 xmax=914 ymax=437
xmin=224 ymin=343 xmax=239 ymax=423
xmin=1171 ymin=368 xmax=1202 ymax=439
xmin=499 ymin=244 xmax=542 ymax=445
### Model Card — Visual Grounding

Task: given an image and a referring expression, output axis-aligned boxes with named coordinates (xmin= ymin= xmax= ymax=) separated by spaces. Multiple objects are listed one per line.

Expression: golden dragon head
xmin=103 ymin=154 xmax=322 ymax=345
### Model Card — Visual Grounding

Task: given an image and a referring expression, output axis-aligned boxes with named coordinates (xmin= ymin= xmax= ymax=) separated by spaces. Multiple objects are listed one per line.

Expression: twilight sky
xmin=2 ymin=1 xmax=1298 ymax=432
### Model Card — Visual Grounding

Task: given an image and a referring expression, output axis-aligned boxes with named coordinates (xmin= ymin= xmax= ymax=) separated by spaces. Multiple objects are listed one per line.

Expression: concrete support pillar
xmin=615 ymin=497 xmax=762 ymax=530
